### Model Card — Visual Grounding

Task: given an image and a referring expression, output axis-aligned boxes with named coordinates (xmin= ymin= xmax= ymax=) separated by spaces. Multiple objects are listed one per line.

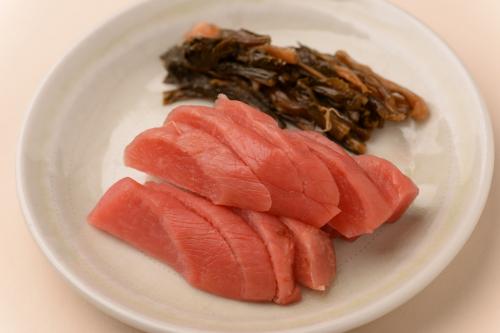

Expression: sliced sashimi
xmin=167 ymin=104 xmax=332 ymax=227
xmin=290 ymin=131 xmax=392 ymax=238
xmin=146 ymin=181 xmax=276 ymax=301
xmin=321 ymin=224 xmax=360 ymax=242
xmin=167 ymin=105 xmax=299 ymax=192
xmin=237 ymin=209 xmax=301 ymax=305
xmin=355 ymin=155 xmax=419 ymax=222
xmin=280 ymin=217 xmax=336 ymax=291
xmin=87 ymin=178 xmax=243 ymax=300
xmin=124 ymin=122 xmax=271 ymax=211
xmin=215 ymin=95 xmax=340 ymax=224
xmin=167 ymin=105 xmax=299 ymax=193
xmin=215 ymin=94 xmax=277 ymax=127
xmin=298 ymin=131 xmax=347 ymax=156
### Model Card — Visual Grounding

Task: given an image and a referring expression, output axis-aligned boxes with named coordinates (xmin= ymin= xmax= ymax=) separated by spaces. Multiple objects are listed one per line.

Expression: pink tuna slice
xmin=215 ymin=94 xmax=278 ymax=127
xmin=214 ymin=95 xmax=340 ymax=224
xmin=146 ymin=181 xmax=276 ymax=301
xmin=237 ymin=209 xmax=301 ymax=305
xmin=87 ymin=178 xmax=244 ymax=300
xmin=355 ymin=155 xmax=419 ymax=223
xmin=321 ymin=224 xmax=360 ymax=242
xmin=124 ymin=121 xmax=271 ymax=211
xmin=167 ymin=104 xmax=331 ymax=227
xmin=289 ymin=131 xmax=392 ymax=238
xmin=298 ymin=131 xmax=347 ymax=156
xmin=280 ymin=217 xmax=336 ymax=291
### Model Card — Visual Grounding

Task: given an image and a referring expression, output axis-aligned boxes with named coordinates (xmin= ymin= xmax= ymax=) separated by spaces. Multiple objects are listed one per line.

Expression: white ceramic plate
xmin=17 ymin=1 xmax=493 ymax=332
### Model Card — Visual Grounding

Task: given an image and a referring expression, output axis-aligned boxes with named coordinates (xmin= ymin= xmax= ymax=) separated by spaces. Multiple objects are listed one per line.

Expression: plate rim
xmin=16 ymin=0 xmax=495 ymax=332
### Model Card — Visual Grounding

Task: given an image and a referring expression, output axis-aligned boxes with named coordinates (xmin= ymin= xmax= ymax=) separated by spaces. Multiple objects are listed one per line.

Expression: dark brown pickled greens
xmin=160 ymin=23 xmax=429 ymax=154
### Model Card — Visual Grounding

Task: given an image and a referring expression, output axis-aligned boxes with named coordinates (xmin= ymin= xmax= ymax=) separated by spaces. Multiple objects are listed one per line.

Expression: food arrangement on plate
xmin=88 ymin=23 xmax=423 ymax=305
xmin=161 ymin=23 xmax=428 ymax=154
xmin=17 ymin=0 xmax=493 ymax=330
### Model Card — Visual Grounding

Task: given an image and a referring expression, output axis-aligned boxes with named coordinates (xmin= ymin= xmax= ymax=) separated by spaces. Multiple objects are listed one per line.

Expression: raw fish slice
xmin=167 ymin=105 xmax=301 ymax=193
xmin=237 ymin=209 xmax=301 ymax=305
xmin=88 ymin=178 xmax=243 ymax=299
xmin=321 ymin=224 xmax=360 ymax=242
xmin=125 ymin=122 xmax=271 ymax=211
xmin=280 ymin=217 xmax=336 ymax=291
xmin=168 ymin=104 xmax=333 ymax=227
xmin=355 ymin=155 xmax=419 ymax=222
xmin=298 ymin=131 xmax=347 ymax=156
xmin=215 ymin=95 xmax=340 ymax=224
xmin=146 ymin=181 xmax=276 ymax=301
xmin=290 ymin=131 xmax=392 ymax=238
xmin=302 ymin=131 xmax=418 ymax=223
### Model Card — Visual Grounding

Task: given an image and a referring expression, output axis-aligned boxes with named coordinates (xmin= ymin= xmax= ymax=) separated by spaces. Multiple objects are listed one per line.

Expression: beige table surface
xmin=2 ymin=0 xmax=500 ymax=332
